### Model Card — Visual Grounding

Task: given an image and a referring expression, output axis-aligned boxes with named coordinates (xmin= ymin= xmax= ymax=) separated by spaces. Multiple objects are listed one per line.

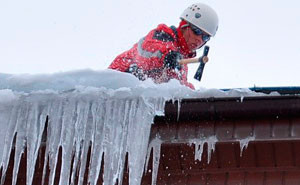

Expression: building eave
xmin=156 ymin=95 xmax=300 ymax=122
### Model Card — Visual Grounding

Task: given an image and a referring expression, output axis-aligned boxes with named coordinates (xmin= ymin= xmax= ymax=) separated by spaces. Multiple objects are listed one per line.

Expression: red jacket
xmin=108 ymin=24 xmax=195 ymax=89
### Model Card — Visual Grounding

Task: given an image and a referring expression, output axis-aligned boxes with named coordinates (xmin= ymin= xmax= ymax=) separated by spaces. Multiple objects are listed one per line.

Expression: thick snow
xmin=0 ymin=69 xmax=277 ymax=97
xmin=0 ymin=69 xmax=276 ymax=185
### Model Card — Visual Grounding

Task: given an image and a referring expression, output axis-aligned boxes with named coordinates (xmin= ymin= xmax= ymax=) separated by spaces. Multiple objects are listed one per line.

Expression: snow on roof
xmin=0 ymin=69 xmax=278 ymax=185
xmin=0 ymin=69 xmax=275 ymax=101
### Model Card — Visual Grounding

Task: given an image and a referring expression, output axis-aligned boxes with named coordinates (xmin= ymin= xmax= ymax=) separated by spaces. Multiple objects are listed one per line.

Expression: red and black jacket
xmin=108 ymin=24 xmax=195 ymax=89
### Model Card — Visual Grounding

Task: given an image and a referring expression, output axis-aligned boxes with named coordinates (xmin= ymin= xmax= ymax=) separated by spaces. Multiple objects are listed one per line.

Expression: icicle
xmin=177 ymin=99 xmax=181 ymax=121
xmin=70 ymin=98 xmax=91 ymax=185
xmin=88 ymin=100 xmax=106 ymax=185
xmin=0 ymin=102 xmax=14 ymax=166
xmin=116 ymin=100 xmax=131 ymax=185
xmin=102 ymin=100 xmax=122 ymax=185
xmin=206 ymin=136 xmax=218 ymax=163
xmin=26 ymin=101 xmax=48 ymax=185
xmin=240 ymin=96 xmax=244 ymax=102
xmin=194 ymin=140 xmax=205 ymax=161
xmin=151 ymin=97 xmax=165 ymax=116
xmin=1 ymin=102 xmax=23 ymax=185
xmin=41 ymin=101 xmax=54 ymax=185
xmin=190 ymin=135 xmax=218 ymax=164
xmin=12 ymin=103 xmax=29 ymax=185
xmin=77 ymin=100 xmax=93 ymax=185
xmin=58 ymin=98 xmax=77 ymax=185
xmin=46 ymin=98 xmax=64 ymax=185
xmin=127 ymin=98 xmax=154 ymax=185
xmin=69 ymin=140 xmax=80 ymax=185
xmin=0 ymin=90 xmax=167 ymax=185
xmin=239 ymin=136 xmax=255 ymax=157
xmin=146 ymin=138 xmax=162 ymax=185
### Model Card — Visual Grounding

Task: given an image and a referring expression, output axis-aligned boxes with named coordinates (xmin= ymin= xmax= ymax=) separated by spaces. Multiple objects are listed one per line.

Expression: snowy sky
xmin=0 ymin=0 xmax=300 ymax=89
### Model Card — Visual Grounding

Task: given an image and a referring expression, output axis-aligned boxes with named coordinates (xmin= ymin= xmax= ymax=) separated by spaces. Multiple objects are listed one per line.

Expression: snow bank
xmin=0 ymin=69 xmax=276 ymax=185
xmin=0 ymin=69 xmax=273 ymax=98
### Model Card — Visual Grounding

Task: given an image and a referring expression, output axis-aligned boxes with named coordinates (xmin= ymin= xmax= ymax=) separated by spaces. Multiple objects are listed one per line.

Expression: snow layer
xmin=0 ymin=69 xmax=277 ymax=97
xmin=0 ymin=69 xmax=275 ymax=185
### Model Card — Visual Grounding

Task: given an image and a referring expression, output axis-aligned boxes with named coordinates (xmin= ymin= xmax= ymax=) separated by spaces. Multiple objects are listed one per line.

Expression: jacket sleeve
xmin=134 ymin=27 xmax=178 ymax=70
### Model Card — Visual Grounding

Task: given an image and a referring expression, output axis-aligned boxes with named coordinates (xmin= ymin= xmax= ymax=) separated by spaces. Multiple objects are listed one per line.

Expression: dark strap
xmin=170 ymin=25 xmax=178 ymax=40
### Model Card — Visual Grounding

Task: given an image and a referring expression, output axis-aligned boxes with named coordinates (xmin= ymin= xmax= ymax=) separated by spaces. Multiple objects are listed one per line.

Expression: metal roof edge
xmin=222 ymin=86 xmax=300 ymax=95
xmin=155 ymin=95 xmax=300 ymax=121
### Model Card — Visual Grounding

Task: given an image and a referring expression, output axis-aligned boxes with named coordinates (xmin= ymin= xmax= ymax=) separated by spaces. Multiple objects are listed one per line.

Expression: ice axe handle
xmin=194 ymin=46 xmax=210 ymax=81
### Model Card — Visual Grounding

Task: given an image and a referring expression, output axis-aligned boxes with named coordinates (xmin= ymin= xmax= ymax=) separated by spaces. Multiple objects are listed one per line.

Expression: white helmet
xmin=180 ymin=3 xmax=219 ymax=37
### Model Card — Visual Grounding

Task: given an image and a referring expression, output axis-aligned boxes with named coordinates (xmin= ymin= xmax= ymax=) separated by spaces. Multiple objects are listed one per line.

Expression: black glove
xmin=164 ymin=51 xmax=182 ymax=70
xmin=126 ymin=64 xmax=146 ymax=81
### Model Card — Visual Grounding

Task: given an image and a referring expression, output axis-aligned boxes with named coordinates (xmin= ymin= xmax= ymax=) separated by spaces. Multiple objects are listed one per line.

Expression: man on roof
xmin=108 ymin=3 xmax=219 ymax=89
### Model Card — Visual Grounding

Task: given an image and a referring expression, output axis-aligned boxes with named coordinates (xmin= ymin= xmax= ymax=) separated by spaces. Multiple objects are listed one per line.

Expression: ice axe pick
xmin=178 ymin=46 xmax=210 ymax=81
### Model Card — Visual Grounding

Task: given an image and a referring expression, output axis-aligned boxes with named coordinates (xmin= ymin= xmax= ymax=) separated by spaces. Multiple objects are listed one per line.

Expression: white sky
xmin=0 ymin=0 xmax=300 ymax=89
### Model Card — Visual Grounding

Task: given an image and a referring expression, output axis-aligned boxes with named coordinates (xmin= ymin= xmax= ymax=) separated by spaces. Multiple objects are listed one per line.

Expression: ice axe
xmin=178 ymin=46 xmax=210 ymax=81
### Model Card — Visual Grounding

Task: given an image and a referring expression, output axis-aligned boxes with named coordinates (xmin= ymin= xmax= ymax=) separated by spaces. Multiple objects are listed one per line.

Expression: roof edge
xmin=155 ymin=95 xmax=300 ymax=121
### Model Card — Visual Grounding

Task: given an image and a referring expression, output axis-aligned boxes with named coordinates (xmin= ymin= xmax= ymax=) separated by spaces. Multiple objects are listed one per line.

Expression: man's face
xmin=183 ymin=25 xmax=210 ymax=51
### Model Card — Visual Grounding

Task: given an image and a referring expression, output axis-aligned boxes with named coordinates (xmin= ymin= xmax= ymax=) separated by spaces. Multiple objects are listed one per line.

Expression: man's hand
xmin=164 ymin=51 xmax=182 ymax=70
xmin=200 ymin=56 xmax=209 ymax=64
